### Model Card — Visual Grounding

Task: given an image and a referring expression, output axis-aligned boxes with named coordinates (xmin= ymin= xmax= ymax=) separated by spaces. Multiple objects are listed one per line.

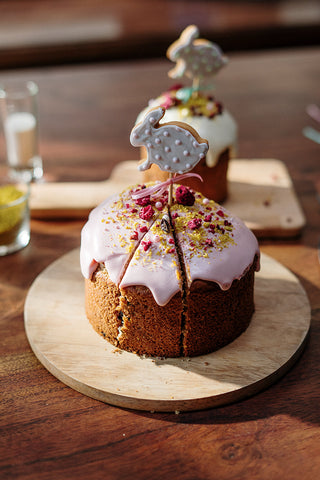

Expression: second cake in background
xmin=136 ymin=25 xmax=238 ymax=203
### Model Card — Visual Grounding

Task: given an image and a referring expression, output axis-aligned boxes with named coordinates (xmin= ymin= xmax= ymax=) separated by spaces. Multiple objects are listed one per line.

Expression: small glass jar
xmin=0 ymin=175 xmax=30 ymax=255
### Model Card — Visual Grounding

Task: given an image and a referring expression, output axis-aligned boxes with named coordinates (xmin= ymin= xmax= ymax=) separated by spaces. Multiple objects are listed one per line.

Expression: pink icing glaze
xmin=120 ymin=207 xmax=182 ymax=306
xmin=80 ymin=184 xmax=260 ymax=306
xmin=80 ymin=188 xmax=160 ymax=284
xmin=170 ymin=190 xmax=260 ymax=290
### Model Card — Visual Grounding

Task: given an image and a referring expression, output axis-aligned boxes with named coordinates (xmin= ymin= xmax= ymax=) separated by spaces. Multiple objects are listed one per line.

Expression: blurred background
xmin=0 ymin=0 xmax=319 ymax=69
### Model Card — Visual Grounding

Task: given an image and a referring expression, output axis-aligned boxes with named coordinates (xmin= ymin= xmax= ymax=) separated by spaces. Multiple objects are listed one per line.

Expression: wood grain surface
xmin=29 ymin=158 xmax=306 ymax=238
xmin=24 ymin=250 xmax=310 ymax=412
xmin=1 ymin=48 xmax=320 ymax=480
xmin=0 ymin=0 xmax=319 ymax=69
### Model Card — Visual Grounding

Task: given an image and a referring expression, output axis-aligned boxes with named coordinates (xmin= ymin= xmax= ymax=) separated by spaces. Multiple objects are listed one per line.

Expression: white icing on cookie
xmin=130 ymin=106 xmax=209 ymax=174
xmin=137 ymin=102 xmax=237 ymax=168
xmin=167 ymin=25 xmax=227 ymax=81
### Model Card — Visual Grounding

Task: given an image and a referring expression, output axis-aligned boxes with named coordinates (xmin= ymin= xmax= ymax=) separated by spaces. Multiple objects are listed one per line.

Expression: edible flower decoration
xmin=153 ymin=84 xmax=224 ymax=119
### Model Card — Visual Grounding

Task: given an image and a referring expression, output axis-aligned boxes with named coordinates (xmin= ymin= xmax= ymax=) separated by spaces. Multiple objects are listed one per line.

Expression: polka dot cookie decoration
xmin=167 ymin=25 xmax=227 ymax=84
xmin=130 ymin=106 xmax=208 ymax=174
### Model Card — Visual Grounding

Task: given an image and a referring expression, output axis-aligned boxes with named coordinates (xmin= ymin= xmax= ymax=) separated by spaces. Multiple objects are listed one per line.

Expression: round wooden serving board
xmin=24 ymin=249 xmax=310 ymax=412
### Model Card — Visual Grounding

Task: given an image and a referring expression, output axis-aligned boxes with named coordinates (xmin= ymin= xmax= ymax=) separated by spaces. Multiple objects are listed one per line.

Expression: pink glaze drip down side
xmin=120 ymin=207 xmax=182 ymax=306
xmin=170 ymin=190 xmax=260 ymax=290
xmin=80 ymin=189 xmax=160 ymax=285
xmin=80 ymin=184 xmax=260 ymax=306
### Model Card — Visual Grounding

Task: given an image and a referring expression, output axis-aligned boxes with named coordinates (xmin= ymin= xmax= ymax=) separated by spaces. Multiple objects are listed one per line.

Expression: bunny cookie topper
xmin=130 ymin=106 xmax=209 ymax=175
xmin=167 ymin=25 xmax=227 ymax=83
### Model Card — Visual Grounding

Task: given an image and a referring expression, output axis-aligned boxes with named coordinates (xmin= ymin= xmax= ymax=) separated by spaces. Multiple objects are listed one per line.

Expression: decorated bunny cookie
xmin=130 ymin=106 xmax=209 ymax=174
xmin=167 ymin=25 xmax=227 ymax=82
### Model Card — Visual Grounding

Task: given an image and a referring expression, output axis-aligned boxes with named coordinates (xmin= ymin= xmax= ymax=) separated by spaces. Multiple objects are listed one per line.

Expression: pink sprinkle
xmin=168 ymin=247 xmax=175 ymax=254
xmin=175 ymin=185 xmax=195 ymax=206
xmin=205 ymin=238 xmax=213 ymax=246
xmin=139 ymin=205 xmax=154 ymax=220
xmin=130 ymin=231 xmax=138 ymax=240
xmin=142 ymin=240 xmax=152 ymax=251
xmin=171 ymin=212 xmax=179 ymax=219
xmin=169 ymin=238 xmax=175 ymax=244
xmin=135 ymin=195 xmax=151 ymax=206
xmin=188 ymin=218 xmax=202 ymax=230
xmin=216 ymin=209 xmax=224 ymax=217
xmin=130 ymin=208 xmax=138 ymax=214
xmin=139 ymin=225 xmax=148 ymax=233
xmin=204 ymin=214 xmax=212 ymax=222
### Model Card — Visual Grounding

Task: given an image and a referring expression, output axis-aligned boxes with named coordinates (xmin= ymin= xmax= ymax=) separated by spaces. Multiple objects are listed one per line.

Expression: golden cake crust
xmin=85 ymin=257 xmax=257 ymax=358
xmin=81 ymin=183 xmax=260 ymax=358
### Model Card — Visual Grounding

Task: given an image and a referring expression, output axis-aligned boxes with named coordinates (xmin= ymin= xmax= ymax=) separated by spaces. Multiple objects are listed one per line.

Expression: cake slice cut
xmin=81 ymin=183 xmax=260 ymax=358
xmin=170 ymin=186 xmax=259 ymax=356
xmin=81 ymin=185 xmax=164 ymax=348
xmin=80 ymin=186 xmax=161 ymax=284
xmin=118 ymin=206 xmax=184 ymax=357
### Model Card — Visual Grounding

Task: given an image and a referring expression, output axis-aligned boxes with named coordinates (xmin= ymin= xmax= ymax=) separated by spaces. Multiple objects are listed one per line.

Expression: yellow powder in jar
xmin=0 ymin=185 xmax=26 ymax=234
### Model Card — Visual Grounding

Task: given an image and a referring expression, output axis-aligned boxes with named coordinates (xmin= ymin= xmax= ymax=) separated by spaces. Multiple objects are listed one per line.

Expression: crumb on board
xmin=111 ymin=348 xmax=122 ymax=354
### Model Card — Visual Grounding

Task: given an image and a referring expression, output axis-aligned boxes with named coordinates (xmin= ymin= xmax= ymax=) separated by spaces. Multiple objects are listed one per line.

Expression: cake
xmin=137 ymin=86 xmax=237 ymax=202
xmin=135 ymin=25 xmax=237 ymax=202
xmin=80 ymin=183 xmax=260 ymax=358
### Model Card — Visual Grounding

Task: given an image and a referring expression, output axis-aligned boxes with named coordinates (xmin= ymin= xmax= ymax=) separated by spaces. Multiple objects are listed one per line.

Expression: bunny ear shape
xmin=143 ymin=106 xmax=166 ymax=126
xmin=130 ymin=107 xmax=166 ymax=147
xmin=180 ymin=24 xmax=199 ymax=45
xmin=167 ymin=25 xmax=199 ymax=61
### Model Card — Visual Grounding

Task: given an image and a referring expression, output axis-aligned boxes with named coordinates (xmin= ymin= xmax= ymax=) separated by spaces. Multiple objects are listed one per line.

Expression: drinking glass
xmin=0 ymin=173 xmax=30 ymax=255
xmin=0 ymin=80 xmax=43 ymax=182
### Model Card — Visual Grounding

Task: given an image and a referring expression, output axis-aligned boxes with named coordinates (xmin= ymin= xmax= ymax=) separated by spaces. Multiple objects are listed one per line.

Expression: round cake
xmin=80 ymin=183 xmax=260 ymax=358
xmin=136 ymin=85 xmax=237 ymax=203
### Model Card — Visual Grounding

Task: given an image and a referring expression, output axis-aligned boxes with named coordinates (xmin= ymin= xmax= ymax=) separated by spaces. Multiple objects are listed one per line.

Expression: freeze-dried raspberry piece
xmin=141 ymin=240 xmax=152 ymax=251
xmin=175 ymin=186 xmax=195 ymax=206
xmin=188 ymin=218 xmax=202 ymax=230
xmin=135 ymin=195 xmax=151 ymax=206
xmin=139 ymin=205 xmax=154 ymax=220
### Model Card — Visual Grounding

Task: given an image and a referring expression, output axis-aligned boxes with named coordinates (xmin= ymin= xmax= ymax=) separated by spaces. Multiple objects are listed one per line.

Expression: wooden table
xmin=0 ymin=0 xmax=319 ymax=69
xmin=1 ymin=47 xmax=320 ymax=479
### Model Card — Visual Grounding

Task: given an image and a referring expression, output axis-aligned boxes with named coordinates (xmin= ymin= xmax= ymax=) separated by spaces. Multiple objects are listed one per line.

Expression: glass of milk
xmin=0 ymin=81 xmax=43 ymax=182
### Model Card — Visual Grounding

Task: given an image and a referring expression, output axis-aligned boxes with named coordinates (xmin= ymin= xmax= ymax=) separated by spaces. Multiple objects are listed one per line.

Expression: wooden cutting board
xmin=30 ymin=159 xmax=305 ymax=238
xmin=24 ymin=249 xmax=310 ymax=413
